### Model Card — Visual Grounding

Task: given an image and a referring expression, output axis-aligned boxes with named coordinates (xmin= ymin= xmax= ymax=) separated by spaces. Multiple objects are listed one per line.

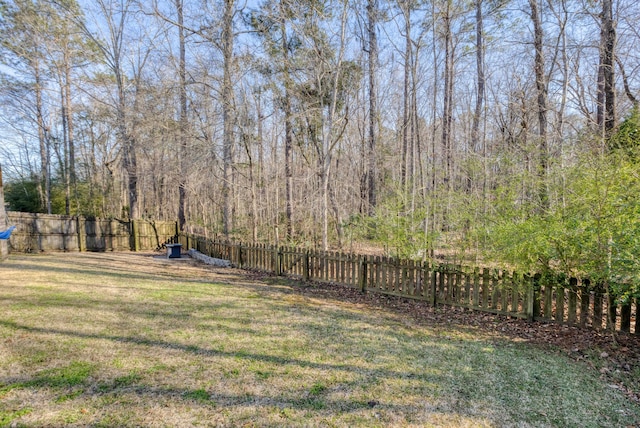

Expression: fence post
xmin=76 ymin=216 xmax=86 ymax=252
xmin=431 ymin=266 xmax=438 ymax=306
xmin=580 ymin=278 xmax=590 ymax=328
xmin=567 ymin=277 xmax=578 ymax=326
xmin=129 ymin=220 xmax=137 ymax=251
xmin=481 ymin=268 xmax=490 ymax=308
xmin=526 ymin=274 xmax=534 ymax=322
xmin=359 ymin=255 xmax=367 ymax=293
xmin=303 ymin=250 xmax=310 ymax=281
xmin=620 ymin=301 xmax=631 ymax=333
xmin=593 ymin=283 xmax=604 ymax=330
xmin=275 ymin=246 xmax=282 ymax=276
xmin=607 ymin=294 xmax=617 ymax=331
xmin=527 ymin=273 xmax=542 ymax=322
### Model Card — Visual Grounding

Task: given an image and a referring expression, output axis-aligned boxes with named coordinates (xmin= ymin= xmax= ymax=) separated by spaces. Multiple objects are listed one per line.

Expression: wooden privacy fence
xmin=180 ymin=233 xmax=639 ymax=335
xmin=7 ymin=212 xmax=178 ymax=252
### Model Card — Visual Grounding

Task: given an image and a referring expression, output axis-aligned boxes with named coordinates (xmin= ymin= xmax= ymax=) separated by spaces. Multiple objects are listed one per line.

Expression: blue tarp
xmin=0 ymin=226 xmax=16 ymax=240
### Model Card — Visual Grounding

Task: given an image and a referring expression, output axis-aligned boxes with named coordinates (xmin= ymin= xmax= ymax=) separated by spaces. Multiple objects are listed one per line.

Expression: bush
xmin=483 ymin=148 xmax=640 ymax=302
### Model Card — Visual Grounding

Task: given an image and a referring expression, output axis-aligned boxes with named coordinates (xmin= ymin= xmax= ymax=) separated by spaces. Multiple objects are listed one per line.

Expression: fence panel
xmin=177 ymin=234 xmax=637 ymax=335
xmin=8 ymin=212 xmax=177 ymax=252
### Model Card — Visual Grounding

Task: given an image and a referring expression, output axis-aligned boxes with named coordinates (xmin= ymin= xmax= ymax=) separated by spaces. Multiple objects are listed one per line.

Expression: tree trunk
xmin=529 ymin=0 xmax=549 ymax=211
xmin=280 ymin=4 xmax=294 ymax=240
xmin=366 ymin=0 xmax=378 ymax=214
xmin=472 ymin=0 xmax=485 ymax=190
xmin=222 ymin=0 xmax=235 ymax=237
xmin=442 ymin=1 xmax=453 ymax=195
xmin=35 ymin=59 xmax=51 ymax=214
xmin=472 ymin=0 xmax=484 ymax=151
xmin=176 ymin=0 xmax=188 ymax=231
xmin=116 ymin=58 xmax=139 ymax=220
xmin=320 ymin=0 xmax=349 ymax=251
xmin=401 ymin=0 xmax=411 ymax=191
xmin=600 ymin=0 xmax=616 ymax=136
xmin=60 ymin=82 xmax=70 ymax=215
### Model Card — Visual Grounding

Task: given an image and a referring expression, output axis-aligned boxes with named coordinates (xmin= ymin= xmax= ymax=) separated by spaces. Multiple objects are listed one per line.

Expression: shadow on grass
xmin=2 ymin=318 xmax=639 ymax=427
xmin=0 ymin=319 xmax=438 ymax=380
xmin=2 ymin=254 xmax=640 ymax=427
xmin=0 ymin=357 xmax=483 ymax=426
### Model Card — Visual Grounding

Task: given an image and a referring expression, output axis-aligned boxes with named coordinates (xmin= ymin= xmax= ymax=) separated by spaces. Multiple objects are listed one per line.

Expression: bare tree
xmin=528 ymin=0 xmax=548 ymax=210
xmin=221 ymin=0 xmax=235 ymax=237
xmin=366 ymin=0 xmax=378 ymax=214
xmin=0 ymin=0 xmax=52 ymax=213
xmin=176 ymin=0 xmax=188 ymax=231
xmin=597 ymin=0 xmax=616 ymax=138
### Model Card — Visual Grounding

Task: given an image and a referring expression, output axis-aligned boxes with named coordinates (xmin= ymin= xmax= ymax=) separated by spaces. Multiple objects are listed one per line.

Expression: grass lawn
xmin=1 ymin=252 xmax=639 ymax=427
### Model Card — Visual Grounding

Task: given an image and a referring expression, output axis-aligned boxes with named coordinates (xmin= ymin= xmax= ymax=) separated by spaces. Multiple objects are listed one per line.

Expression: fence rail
xmin=179 ymin=233 xmax=639 ymax=335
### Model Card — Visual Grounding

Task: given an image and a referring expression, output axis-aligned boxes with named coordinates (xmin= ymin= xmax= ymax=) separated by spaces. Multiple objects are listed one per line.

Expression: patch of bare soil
xmin=242 ymin=270 xmax=640 ymax=404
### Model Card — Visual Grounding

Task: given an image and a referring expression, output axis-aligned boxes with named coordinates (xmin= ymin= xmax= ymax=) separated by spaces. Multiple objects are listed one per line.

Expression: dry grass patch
xmin=1 ymin=252 xmax=639 ymax=427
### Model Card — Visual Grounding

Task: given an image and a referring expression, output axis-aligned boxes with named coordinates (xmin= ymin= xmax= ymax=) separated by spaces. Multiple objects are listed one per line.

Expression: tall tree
xmin=250 ymin=0 xmax=296 ymax=239
xmin=280 ymin=0 xmax=294 ymax=240
xmin=528 ymin=0 xmax=548 ymax=211
xmin=366 ymin=0 xmax=378 ymax=214
xmin=175 ymin=0 xmax=188 ymax=231
xmin=400 ymin=0 xmax=413 ymax=191
xmin=48 ymin=0 xmax=93 ymax=215
xmin=597 ymin=0 xmax=616 ymax=138
xmin=471 ymin=0 xmax=485 ymax=154
xmin=221 ymin=0 xmax=235 ymax=237
xmin=472 ymin=0 xmax=485 ymax=201
xmin=77 ymin=0 xmax=142 ymax=219
xmin=441 ymin=0 xmax=454 ymax=195
xmin=0 ymin=0 xmax=51 ymax=213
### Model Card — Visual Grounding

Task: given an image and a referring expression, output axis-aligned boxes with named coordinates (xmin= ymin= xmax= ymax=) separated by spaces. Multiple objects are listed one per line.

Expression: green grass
xmin=0 ymin=252 xmax=639 ymax=427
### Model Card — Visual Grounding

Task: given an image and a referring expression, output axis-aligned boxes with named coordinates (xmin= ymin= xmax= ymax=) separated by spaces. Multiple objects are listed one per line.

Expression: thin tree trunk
xmin=428 ymin=0 xmax=438 ymax=256
xmin=60 ymin=82 xmax=70 ymax=215
xmin=601 ymin=0 xmax=616 ymax=135
xmin=366 ymin=0 xmax=378 ymax=214
xmin=401 ymin=0 xmax=411 ymax=191
xmin=442 ymin=0 xmax=453 ymax=196
xmin=254 ymin=89 xmax=265 ymax=243
xmin=176 ymin=0 xmax=188 ymax=231
xmin=35 ymin=59 xmax=51 ymax=214
xmin=280 ymin=1 xmax=294 ymax=240
xmin=321 ymin=0 xmax=348 ymax=251
xmin=529 ymin=0 xmax=549 ymax=211
xmin=222 ymin=0 xmax=235 ymax=237
xmin=472 ymin=0 xmax=485 ymax=196
xmin=616 ymin=57 xmax=638 ymax=107
xmin=116 ymin=56 xmax=138 ymax=220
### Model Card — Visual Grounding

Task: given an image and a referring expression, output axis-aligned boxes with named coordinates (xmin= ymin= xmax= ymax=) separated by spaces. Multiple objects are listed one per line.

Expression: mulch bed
xmin=244 ymin=270 xmax=640 ymax=404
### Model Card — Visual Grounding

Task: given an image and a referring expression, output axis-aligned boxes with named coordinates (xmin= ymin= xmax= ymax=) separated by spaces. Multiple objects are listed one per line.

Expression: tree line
xmin=1 ymin=0 xmax=639 ymax=299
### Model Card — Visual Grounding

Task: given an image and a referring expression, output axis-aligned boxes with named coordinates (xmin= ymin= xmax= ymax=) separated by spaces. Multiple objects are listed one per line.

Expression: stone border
xmin=188 ymin=248 xmax=231 ymax=268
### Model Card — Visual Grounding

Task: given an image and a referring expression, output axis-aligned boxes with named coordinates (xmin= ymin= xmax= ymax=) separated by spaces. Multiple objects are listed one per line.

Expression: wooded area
xmin=1 ymin=1 xmax=639 ymax=304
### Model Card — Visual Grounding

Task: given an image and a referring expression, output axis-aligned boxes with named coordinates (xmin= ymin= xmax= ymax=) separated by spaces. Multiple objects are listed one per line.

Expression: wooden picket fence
xmin=179 ymin=233 xmax=639 ymax=335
